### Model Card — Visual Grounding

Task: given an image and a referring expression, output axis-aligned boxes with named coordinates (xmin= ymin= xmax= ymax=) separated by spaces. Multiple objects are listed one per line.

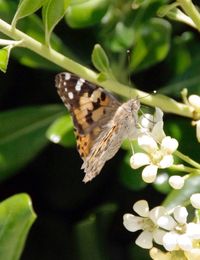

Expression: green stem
xmin=0 ymin=18 xmax=193 ymax=118
xmin=177 ymin=0 xmax=200 ymax=30
xmin=175 ymin=150 xmax=200 ymax=169
xmin=170 ymin=164 xmax=200 ymax=173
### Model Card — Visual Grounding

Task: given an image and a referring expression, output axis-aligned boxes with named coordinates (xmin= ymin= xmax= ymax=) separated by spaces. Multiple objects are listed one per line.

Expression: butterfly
xmin=55 ymin=72 xmax=140 ymax=183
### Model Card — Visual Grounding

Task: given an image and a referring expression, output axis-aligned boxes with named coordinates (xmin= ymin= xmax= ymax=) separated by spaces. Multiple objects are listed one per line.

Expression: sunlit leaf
xmin=42 ymin=0 xmax=71 ymax=46
xmin=0 ymin=193 xmax=36 ymax=260
xmin=46 ymin=114 xmax=75 ymax=147
xmin=131 ymin=18 xmax=171 ymax=72
xmin=65 ymin=0 xmax=109 ymax=28
xmin=92 ymin=44 xmax=110 ymax=74
xmin=0 ymin=45 xmax=12 ymax=73
xmin=12 ymin=0 xmax=46 ymax=27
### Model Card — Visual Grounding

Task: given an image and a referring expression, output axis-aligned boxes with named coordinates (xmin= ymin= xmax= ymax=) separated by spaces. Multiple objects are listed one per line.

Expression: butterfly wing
xmin=55 ymin=72 xmax=121 ymax=159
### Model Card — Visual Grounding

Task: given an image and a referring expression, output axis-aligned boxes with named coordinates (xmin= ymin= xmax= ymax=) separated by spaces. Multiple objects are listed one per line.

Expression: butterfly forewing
xmin=55 ymin=72 xmax=121 ymax=159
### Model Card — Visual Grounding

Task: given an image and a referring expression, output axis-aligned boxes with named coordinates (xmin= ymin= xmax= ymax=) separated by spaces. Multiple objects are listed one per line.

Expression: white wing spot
xmin=75 ymin=78 xmax=85 ymax=92
xmin=68 ymin=91 xmax=74 ymax=99
xmin=64 ymin=73 xmax=71 ymax=80
xmin=63 ymin=81 xmax=67 ymax=86
xmin=64 ymin=88 xmax=68 ymax=92
xmin=61 ymin=96 xmax=66 ymax=102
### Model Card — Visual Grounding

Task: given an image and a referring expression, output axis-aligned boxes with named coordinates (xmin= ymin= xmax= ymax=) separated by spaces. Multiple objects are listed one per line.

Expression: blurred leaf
xmin=131 ymin=18 xmax=171 ymax=72
xmin=73 ymin=215 xmax=107 ymax=260
xmin=119 ymin=153 xmax=147 ymax=191
xmin=0 ymin=0 xmax=78 ymax=70
xmin=46 ymin=114 xmax=75 ymax=147
xmin=65 ymin=0 xmax=109 ymax=28
xmin=92 ymin=44 xmax=110 ymax=74
xmin=0 ymin=193 xmax=36 ymax=260
xmin=0 ymin=105 xmax=65 ymax=181
xmin=12 ymin=0 xmax=46 ymax=27
xmin=163 ymin=173 xmax=200 ymax=210
xmin=0 ymin=45 xmax=12 ymax=73
xmin=110 ymin=22 xmax=135 ymax=52
xmin=153 ymin=172 xmax=171 ymax=194
xmin=73 ymin=203 xmax=117 ymax=260
xmin=42 ymin=0 xmax=71 ymax=46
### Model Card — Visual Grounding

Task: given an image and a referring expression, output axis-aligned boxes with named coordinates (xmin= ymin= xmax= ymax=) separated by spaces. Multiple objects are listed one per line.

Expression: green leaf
xmin=0 ymin=193 xmax=36 ymax=260
xmin=163 ymin=173 xmax=200 ymax=210
xmin=46 ymin=114 xmax=75 ymax=147
xmin=65 ymin=0 xmax=109 ymax=28
xmin=109 ymin=22 xmax=135 ymax=53
xmin=12 ymin=0 xmax=46 ymax=27
xmin=91 ymin=44 xmax=110 ymax=73
xmin=131 ymin=18 xmax=171 ymax=72
xmin=42 ymin=0 xmax=71 ymax=46
xmin=0 ymin=45 xmax=12 ymax=73
xmin=0 ymin=105 xmax=65 ymax=181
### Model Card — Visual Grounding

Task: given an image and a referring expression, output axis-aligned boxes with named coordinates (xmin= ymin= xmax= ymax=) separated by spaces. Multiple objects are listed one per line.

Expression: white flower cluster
xmin=130 ymin=108 xmax=180 ymax=185
xmin=123 ymin=198 xmax=200 ymax=259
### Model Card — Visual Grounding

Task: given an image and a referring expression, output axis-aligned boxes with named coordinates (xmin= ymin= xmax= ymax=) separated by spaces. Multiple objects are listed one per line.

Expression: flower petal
xmin=151 ymin=121 xmax=165 ymax=143
xmin=149 ymin=206 xmax=167 ymax=224
xmin=159 ymin=155 xmax=174 ymax=168
xmin=173 ymin=206 xmax=188 ymax=224
xmin=133 ymin=200 xmax=149 ymax=217
xmin=130 ymin=153 xmax=150 ymax=169
xmin=139 ymin=114 xmax=154 ymax=130
xmin=123 ymin=214 xmax=143 ymax=232
xmin=162 ymin=232 xmax=178 ymax=251
xmin=161 ymin=136 xmax=178 ymax=154
xmin=177 ymin=234 xmax=192 ymax=251
xmin=135 ymin=230 xmax=153 ymax=249
xmin=186 ymin=223 xmax=200 ymax=239
xmin=169 ymin=175 xmax=184 ymax=190
xmin=142 ymin=165 xmax=158 ymax=183
xmin=188 ymin=95 xmax=200 ymax=110
xmin=154 ymin=107 xmax=164 ymax=123
xmin=138 ymin=135 xmax=158 ymax=153
xmin=157 ymin=215 xmax=176 ymax=230
xmin=190 ymin=193 xmax=200 ymax=209
xmin=153 ymin=229 xmax=167 ymax=245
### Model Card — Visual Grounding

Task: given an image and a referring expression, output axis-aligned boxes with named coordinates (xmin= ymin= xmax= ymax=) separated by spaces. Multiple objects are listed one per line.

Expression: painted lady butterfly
xmin=55 ymin=72 xmax=140 ymax=183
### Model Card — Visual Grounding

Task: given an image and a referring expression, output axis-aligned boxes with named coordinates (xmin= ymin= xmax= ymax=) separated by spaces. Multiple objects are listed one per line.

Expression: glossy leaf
xmin=46 ymin=114 xmax=75 ymax=147
xmin=12 ymin=0 xmax=46 ymax=27
xmin=65 ymin=0 xmax=109 ymax=28
xmin=0 ymin=193 xmax=36 ymax=260
xmin=0 ymin=45 xmax=12 ymax=73
xmin=131 ymin=18 xmax=171 ymax=72
xmin=163 ymin=173 xmax=200 ymax=210
xmin=42 ymin=0 xmax=71 ymax=46
xmin=0 ymin=105 xmax=65 ymax=181
xmin=91 ymin=44 xmax=110 ymax=73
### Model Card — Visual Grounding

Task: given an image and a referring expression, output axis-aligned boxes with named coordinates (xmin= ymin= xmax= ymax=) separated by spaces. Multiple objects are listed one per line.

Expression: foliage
xmin=0 ymin=0 xmax=200 ymax=259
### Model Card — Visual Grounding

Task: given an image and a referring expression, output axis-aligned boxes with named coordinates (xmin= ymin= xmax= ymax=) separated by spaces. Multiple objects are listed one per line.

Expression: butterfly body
xmin=55 ymin=72 xmax=140 ymax=182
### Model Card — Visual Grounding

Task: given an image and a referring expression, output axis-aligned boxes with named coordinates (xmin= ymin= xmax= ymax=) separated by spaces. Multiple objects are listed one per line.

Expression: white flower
xmin=139 ymin=108 xmax=165 ymax=142
xmin=188 ymin=95 xmax=200 ymax=111
xmin=123 ymin=200 xmax=167 ymax=249
xmin=190 ymin=193 xmax=200 ymax=209
xmin=169 ymin=175 xmax=185 ymax=189
xmin=130 ymin=135 xmax=178 ymax=183
xmin=160 ymin=206 xmax=200 ymax=252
